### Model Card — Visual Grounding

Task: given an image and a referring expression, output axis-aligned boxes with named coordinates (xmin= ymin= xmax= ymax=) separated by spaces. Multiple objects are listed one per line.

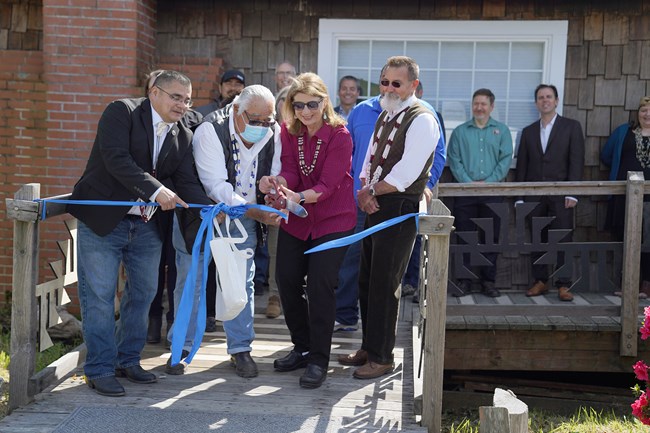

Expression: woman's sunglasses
xmin=380 ymin=80 xmax=403 ymax=88
xmin=292 ymin=99 xmax=323 ymax=111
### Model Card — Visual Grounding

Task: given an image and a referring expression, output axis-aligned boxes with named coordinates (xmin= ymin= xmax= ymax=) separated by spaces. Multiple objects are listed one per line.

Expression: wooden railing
xmin=5 ymin=175 xmax=649 ymax=432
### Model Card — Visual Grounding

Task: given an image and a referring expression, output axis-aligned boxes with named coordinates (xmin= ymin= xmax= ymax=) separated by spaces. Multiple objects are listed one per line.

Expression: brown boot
xmin=265 ymin=295 xmax=281 ymax=318
xmin=337 ymin=349 xmax=367 ymax=366
xmin=353 ymin=361 xmax=393 ymax=379
xmin=558 ymin=286 xmax=574 ymax=301
xmin=526 ymin=280 xmax=548 ymax=297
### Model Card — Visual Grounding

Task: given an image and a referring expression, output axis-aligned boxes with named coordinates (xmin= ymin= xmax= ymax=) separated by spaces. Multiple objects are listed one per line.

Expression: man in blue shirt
xmin=447 ymin=88 xmax=513 ymax=297
xmin=334 ymin=79 xmax=446 ymax=330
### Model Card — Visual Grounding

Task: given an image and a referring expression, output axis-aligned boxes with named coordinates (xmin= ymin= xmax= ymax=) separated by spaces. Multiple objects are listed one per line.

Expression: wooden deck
xmin=0 ymin=294 xmax=426 ymax=433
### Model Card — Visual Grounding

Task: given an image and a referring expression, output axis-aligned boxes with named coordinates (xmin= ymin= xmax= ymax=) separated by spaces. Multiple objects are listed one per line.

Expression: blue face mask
xmin=240 ymin=124 xmax=269 ymax=143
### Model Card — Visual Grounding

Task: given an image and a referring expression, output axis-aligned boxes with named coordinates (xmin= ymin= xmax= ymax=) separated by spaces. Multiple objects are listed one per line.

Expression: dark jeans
xmin=359 ymin=196 xmax=418 ymax=364
xmin=275 ymin=228 xmax=352 ymax=368
xmin=149 ymin=211 xmax=176 ymax=323
xmin=254 ymin=242 xmax=270 ymax=290
xmin=526 ymin=196 xmax=573 ymax=287
xmin=453 ymin=196 xmax=502 ymax=282
xmin=402 ymin=235 xmax=422 ymax=287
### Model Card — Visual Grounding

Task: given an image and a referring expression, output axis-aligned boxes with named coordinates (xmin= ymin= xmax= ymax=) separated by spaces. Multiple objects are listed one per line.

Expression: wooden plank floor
xmin=0 ymin=293 xmax=426 ymax=433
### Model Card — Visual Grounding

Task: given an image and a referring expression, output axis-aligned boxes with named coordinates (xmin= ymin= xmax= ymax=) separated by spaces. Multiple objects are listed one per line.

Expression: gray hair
xmin=234 ymin=85 xmax=276 ymax=115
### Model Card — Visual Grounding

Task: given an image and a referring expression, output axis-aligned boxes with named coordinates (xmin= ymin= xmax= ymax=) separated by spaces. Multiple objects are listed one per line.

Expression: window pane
xmin=476 ymin=42 xmax=509 ymax=70
xmin=440 ymin=42 xmax=473 ymax=69
xmin=371 ymin=41 xmax=404 ymax=68
xmin=511 ymin=42 xmax=544 ymax=70
xmin=418 ymin=70 xmax=438 ymax=103
xmin=510 ymin=71 xmax=543 ymax=99
xmin=439 ymin=71 xmax=472 ymax=99
xmin=507 ymin=101 xmax=539 ymax=130
xmin=474 ymin=71 xmax=508 ymax=101
xmin=406 ymin=41 xmax=438 ymax=69
xmin=339 ymin=41 xmax=370 ymax=68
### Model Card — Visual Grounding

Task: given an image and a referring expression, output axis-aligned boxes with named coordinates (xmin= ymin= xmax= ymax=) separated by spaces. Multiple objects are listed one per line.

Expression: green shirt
xmin=447 ymin=117 xmax=513 ymax=183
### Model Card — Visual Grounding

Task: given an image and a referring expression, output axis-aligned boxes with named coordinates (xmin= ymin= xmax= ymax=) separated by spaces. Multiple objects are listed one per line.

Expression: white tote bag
xmin=210 ymin=216 xmax=253 ymax=321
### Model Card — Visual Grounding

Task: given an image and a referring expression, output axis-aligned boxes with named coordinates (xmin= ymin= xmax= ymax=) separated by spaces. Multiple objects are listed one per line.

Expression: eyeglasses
xmin=292 ymin=99 xmax=323 ymax=111
xmin=244 ymin=111 xmax=276 ymax=128
xmin=156 ymin=86 xmax=193 ymax=107
xmin=380 ymin=80 xmax=403 ymax=89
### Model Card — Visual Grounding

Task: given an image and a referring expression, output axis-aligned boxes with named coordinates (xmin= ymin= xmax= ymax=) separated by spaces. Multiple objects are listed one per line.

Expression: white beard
xmin=380 ymin=93 xmax=402 ymax=113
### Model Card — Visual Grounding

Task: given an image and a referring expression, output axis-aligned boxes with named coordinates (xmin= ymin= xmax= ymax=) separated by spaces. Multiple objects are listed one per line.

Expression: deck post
xmin=7 ymin=184 xmax=41 ymax=411
xmin=419 ymin=199 xmax=454 ymax=433
xmin=620 ymin=172 xmax=644 ymax=357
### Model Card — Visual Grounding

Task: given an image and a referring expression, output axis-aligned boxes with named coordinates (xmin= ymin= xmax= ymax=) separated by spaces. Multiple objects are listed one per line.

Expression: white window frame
xmin=317 ymin=19 xmax=568 ymax=116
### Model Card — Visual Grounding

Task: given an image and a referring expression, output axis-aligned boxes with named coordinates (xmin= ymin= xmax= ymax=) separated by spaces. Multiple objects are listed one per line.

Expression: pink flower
xmin=632 ymin=392 xmax=650 ymax=425
xmin=641 ymin=323 xmax=650 ymax=341
xmin=634 ymin=361 xmax=650 ymax=382
xmin=644 ymin=306 xmax=650 ymax=318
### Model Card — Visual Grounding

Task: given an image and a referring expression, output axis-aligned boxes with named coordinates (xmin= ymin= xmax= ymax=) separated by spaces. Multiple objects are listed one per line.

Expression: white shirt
xmin=127 ymin=106 xmax=167 ymax=217
xmin=540 ymin=113 xmax=557 ymax=154
xmin=193 ymin=115 xmax=282 ymax=206
xmin=359 ymin=95 xmax=439 ymax=192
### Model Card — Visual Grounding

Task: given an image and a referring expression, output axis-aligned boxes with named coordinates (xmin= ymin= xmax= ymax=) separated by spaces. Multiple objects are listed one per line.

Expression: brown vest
xmin=368 ymin=102 xmax=433 ymax=197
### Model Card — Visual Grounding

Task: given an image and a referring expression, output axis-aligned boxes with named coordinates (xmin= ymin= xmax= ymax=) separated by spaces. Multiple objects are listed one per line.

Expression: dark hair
xmin=534 ymin=84 xmax=558 ymax=100
xmin=472 ymin=88 xmax=495 ymax=105
xmin=152 ymin=70 xmax=192 ymax=89
xmin=338 ymin=75 xmax=360 ymax=91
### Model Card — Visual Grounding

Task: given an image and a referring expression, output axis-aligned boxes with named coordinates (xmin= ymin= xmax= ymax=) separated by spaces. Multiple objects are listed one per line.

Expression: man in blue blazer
xmin=68 ymin=70 xmax=211 ymax=397
xmin=515 ymin=84 xmax=584 ymax=301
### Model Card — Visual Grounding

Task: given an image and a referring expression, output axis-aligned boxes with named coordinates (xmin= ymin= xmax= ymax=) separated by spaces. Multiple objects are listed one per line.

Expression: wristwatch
xmin=298 ymin=192 xmax=306 ymax=205
xmin=369 ymin=185 xmax=376 ymax=196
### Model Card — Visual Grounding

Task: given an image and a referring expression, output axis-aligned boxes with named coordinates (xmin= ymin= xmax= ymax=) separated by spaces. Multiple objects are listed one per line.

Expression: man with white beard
xmin=337 ymin=56 xmax=442 ymax=379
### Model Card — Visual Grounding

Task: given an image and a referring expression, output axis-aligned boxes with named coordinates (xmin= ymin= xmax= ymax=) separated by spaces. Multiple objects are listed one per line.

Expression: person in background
xmin=195 ymin=69 xmax=246 ymax=117
xmin=515 ymin=84 xmax=585 ymax=302
xmin=338 ymin=56 xmax=441 ymax=379
xmin=600 ymin=96 xmax=650 ymax=297
xmin=262 ymin=85 xmax=292 ymax=319
xmin=334 ymin=75 xmax=361 ymax=120
xmin=274 ymin=61 xmax=296 ymax=93
xmin=447 ymin=88 xmax=513 ymax=298
xmin=260 ymin=72 xmax=356 ymax=389
xmin=68 ymin=70 xmax=211 ymax=397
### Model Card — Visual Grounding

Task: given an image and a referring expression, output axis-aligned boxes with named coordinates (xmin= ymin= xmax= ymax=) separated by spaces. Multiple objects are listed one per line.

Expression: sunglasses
xmin=380 ymin=80 xmax=403 ymax=89
xmin=244 ymin=111 xmax=276 ymax=128
xmin=292 ymin=99 xmax=323 ymax=111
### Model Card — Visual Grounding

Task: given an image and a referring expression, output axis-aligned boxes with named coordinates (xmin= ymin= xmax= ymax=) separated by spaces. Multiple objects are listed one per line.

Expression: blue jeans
xmin=335 ymin=209 xmax=366 ymax=325
xmin=77 ymin=217 xmax=162 ymax=380
xmin=169 ymin=214 xmax=256 ymax=354
xmin=254 ymin=242 xmax=269 ymax=289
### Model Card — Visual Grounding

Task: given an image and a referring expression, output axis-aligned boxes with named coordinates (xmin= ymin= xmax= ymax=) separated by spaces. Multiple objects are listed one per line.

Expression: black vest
xmin=208 ymin=104 xmax=276 ymax=205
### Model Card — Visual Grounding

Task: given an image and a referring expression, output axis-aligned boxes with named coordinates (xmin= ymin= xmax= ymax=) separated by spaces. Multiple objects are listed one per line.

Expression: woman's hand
xmin=259 ymin=176 xmax=275 ymax=194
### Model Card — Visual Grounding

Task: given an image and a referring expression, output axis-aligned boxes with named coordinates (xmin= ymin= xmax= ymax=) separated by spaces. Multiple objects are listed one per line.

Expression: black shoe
xmin=299 ymin=364 xmax=327 ymax=389
xmin=165 ymin=350 xmax=189 ymax=375
xmin=274 ymin=350 xmax=308 ymax=372
xmin=205 ymin=316 xmax=218 ymax=333
xmin=86 ymin=375 xmax=125 ymax=397
xmin=147 ymin=316 xmax=162 ymax=344
xmin=452 ymin=279 xmax=472 ymax=297
xmin=482 ymin=281 xmax=501 ymax=297
xmin=115 ymin=365 xmax=157 ymax=384
xmin=230 ymin=352 xmax=258 ymax=378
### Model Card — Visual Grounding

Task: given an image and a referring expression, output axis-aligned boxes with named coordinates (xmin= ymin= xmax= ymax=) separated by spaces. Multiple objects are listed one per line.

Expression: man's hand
xmin=155 ymin=187 xmax=188 ymax=210
xmin=423 ymin=187 xmax=433 ymax=204
xmin=245 ymin=207 xmax=283 ymax=226
xmin=357 ymin=186 xmax=379 ymax=214
xmin=259 ymin=176 xmax=275 ymax=194
xmin=565 ymin=197 xmax=578 ymax=209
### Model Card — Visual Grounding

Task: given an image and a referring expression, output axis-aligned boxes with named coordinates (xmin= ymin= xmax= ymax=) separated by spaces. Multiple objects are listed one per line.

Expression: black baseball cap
xmin=221 ymin=69 xmax=245 ymax=85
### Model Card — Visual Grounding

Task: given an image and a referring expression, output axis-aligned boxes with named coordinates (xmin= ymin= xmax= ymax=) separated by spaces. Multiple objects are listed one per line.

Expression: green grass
xmin=441 ymin=407 xmax=646 ymax=433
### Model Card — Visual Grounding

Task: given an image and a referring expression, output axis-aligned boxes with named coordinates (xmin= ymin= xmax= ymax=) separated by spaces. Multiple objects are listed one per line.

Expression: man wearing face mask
xmin=167 ymin=85 xmax=283 ymax=378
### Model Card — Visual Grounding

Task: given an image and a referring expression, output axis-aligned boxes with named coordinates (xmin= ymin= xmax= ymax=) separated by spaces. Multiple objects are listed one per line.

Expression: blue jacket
xmin=346 ymin=96 xmax=446 ymax=200
xmin=600 ymin=123 xmax=630 ymax=181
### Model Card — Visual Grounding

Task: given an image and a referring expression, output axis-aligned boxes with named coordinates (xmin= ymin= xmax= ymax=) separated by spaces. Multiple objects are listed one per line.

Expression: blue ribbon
xmin=36 ymin=198 xmax=286 ymax=367
xmin=304 ymin=212 xmax=425 ymax=254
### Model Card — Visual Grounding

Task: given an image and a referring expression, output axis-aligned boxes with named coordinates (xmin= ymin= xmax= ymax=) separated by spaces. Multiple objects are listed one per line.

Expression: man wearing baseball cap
xmin=196 ymin=69 xmax=246 ymax=116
